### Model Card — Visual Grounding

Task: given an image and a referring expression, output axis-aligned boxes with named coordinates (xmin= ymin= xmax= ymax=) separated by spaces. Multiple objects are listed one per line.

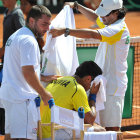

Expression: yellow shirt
xmin=40 ymin=76 xmax=91 ymax=138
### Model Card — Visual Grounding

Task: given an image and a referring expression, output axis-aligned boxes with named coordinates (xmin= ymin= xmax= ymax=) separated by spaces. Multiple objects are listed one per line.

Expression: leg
xmin=99 ymin=95 xmax=124 ymax=130
xmin=2 ymin=100 xmax=38 ymax=140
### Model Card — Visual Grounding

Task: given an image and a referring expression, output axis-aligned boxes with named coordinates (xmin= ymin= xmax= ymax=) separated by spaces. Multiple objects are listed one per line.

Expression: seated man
xmin=40 ymin=61 xmax=105 ymax=140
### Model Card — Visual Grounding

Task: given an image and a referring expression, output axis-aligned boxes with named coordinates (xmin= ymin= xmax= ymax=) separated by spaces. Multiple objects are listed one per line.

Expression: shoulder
xmin=12 ymin=7 xmax=24 ymax=19
xmin=72 ymin=83 xmax=87 ymax=98
xmin=97 ymin=19 xmax=128 ymax=44
xmin=101 ymin=18 xmax=126 ymax=33
xmin=96 ymin=17 xmax=105 ymax=29
xmin=18 ymin=28 xmax=37 ymax=45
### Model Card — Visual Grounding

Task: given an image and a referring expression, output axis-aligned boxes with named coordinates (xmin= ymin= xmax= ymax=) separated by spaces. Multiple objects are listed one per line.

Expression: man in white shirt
xmin=0 ymin=5 xmax=53 ymax=140
xmin=50 ymin=0 xmax=130 ymax=132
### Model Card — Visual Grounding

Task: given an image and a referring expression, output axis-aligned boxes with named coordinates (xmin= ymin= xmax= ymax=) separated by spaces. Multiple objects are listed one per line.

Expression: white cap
xmin=95 ymin=0 xmax=123 ymax=17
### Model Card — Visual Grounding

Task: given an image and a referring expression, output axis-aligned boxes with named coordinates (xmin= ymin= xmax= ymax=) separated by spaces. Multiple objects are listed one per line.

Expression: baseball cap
xmin=95 ymin=0 xmax=123 ymax=17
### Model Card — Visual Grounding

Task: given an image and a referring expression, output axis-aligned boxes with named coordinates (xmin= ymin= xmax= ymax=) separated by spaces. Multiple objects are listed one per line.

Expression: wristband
xmin=34 ymin=96 xmax=41 ymax=107
xmin=89 ymin=94 xmax=96 ymax=102
xmin=48 ymin=98 xmax=55 ymax=108
xmin=78 ymin=107 xmax=85 ymax=119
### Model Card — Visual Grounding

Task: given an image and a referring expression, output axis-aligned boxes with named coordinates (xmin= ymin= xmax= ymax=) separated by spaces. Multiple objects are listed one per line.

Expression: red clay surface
xmin=0 ymin=12 xmax=140 ymax=47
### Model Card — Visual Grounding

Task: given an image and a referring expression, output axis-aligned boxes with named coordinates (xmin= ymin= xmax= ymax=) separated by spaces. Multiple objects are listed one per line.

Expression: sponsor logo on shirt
xmin=53 ymin=80 xmax=70 ymax=87
xmin=125 ymin=36 xmax=130 ymax=44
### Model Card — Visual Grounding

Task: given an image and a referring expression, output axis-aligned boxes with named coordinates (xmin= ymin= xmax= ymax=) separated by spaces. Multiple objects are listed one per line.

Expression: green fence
xmin=77 ymin=46 xmax=134 ymax=118
xmin=0 ymin=0 xmax=20 ymax=6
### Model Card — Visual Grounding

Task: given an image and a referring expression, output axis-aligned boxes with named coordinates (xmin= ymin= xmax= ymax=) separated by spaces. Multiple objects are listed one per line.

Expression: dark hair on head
xmin=27 ymin=0 xmax=37 ymax=5
xmin=75 ymin=61 xmax=102 ymax=80
xmin=111 ymin=6 xmax=127 ymax=19
xmin=26 ymin=5 xmax=51 ymax=24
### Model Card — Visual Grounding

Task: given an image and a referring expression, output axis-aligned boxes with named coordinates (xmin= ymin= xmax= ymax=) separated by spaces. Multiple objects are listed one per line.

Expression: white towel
xmin=84 ymin=131 xmax=117 ymax=140
xmin=93 ymin=75 xmax=107 ymax=111
xmin=94 ymin=42 xmax=107 ymax=70
xmin=87 ymin=75 xmax=107 ymax=124
xmin=41 ymin=5 xmax=79 ymax=79
xmin=87 ymin=75 xmax=107 ymax=111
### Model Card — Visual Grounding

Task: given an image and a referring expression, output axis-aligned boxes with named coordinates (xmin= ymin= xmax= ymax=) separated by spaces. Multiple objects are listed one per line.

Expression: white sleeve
xmin=19 ymin=37 xmax=39 ymax=67
xmin=98 ymin=24 xmax=120 ymax=37
xmin=98 ymin=24 xmax=125 ymax=45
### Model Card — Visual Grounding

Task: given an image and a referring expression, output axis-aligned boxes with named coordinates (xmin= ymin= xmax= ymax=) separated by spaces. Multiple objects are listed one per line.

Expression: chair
xmin=38 ymin=105 xmax=85 ymax=140
xmin=38 ymin=101 xmax=123 ymax=140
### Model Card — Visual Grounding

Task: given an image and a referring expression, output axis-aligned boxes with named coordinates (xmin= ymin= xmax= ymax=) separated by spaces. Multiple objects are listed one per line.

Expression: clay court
xmin=0 ymin=11 xmax=140 ymax=140
xmin=0 ymin=12 xmax=140 ymax=45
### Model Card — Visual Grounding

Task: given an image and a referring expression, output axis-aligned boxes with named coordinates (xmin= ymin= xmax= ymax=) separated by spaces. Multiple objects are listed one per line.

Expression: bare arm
xmin=49 ymin=28 xmax=102 ymax=40
xmin=22 ymin=65 xmax=53 ymax=105
xmin=85 ymin=110 xmax=96 ymax=125
xmin=65 ymin=2 xmax=98 ymax=22
xmin=84 ymin=83 xmax=100 ymax=125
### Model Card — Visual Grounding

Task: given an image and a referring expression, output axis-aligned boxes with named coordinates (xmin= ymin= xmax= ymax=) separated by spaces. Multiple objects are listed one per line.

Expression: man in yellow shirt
xmin=40 ymin=61 xmax=104 ymax=139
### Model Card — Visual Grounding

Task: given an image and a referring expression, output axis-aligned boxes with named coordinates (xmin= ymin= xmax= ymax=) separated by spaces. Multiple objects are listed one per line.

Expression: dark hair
xmin=111 ymin=6 xmax=127 ymax=19
xmin=26 ymin=5 xmax=51 ymax=24
xmin=27 ymin=0 xmax=37 ymax=5
xmin=75 ymin=61 xmax=102 ymax=80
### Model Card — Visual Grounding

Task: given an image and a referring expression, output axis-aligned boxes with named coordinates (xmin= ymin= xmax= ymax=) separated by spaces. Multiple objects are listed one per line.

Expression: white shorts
xmin=1 ymin=99 xmax=39 ymax=139
xmin=99 ymin=95 xmax=124 ymax=127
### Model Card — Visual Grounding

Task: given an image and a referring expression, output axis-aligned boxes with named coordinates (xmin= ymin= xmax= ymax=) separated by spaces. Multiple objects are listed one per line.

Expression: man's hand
xmin=94 ymin=124 xmax=106 ymax=132
xmin=90 ymin=83 xmax=100 ymax=94
xmin=41 ymin=75 xmax=62 ymax=83
xmin=22 ymin=65 xmax=53 ymax=105
xmin=49 ymin=28 xmax=65 ymax=38
xmin=41 ymin=91 xmax=53 ymax=105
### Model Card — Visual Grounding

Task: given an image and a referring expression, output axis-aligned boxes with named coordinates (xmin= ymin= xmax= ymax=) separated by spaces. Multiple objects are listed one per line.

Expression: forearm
xmin=86 ymin=82 xmax=101 ymax=124
xmin=41 ymin=75 xmax=61 ymax=83
xmin=23 ymin=66 xmax=43 ymax=93
xmin=85 ymin=110 xmax=96 ymax=125
xmin=83 ymin=99 xmax=96 ymax=125
xmin=69 ymin=29 xmax=101 ymax=39
xmin=50 ymin=28 xmax=101 ymax=40
xmin=76 ymin=2 xmax=98 ymax=22
xmin=89 ymin=100 xmax=96 ymax=116
xmin=22 ymin=66 xmax=52 ymax=104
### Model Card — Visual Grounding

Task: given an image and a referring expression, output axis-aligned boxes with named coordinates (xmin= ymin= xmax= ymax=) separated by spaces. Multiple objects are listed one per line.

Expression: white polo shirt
xmin=95 ymin=17 xmax=130 ymax=97
xmin=0 ymin=27 xmax=40 ymax=103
